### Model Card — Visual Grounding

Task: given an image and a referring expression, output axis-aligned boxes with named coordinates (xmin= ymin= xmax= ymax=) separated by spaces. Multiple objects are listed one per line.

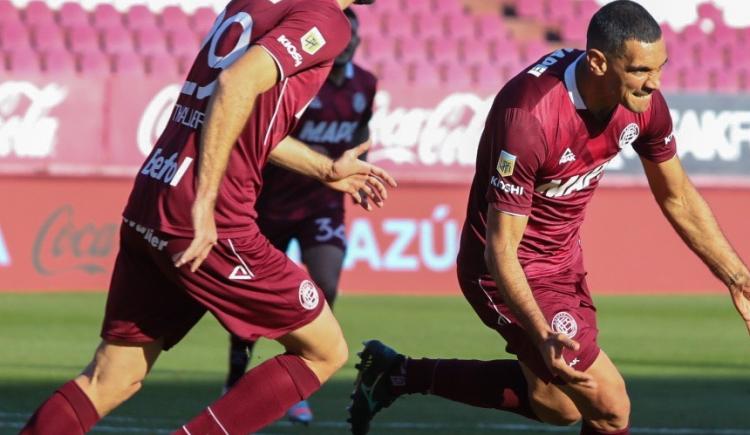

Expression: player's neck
xmin=575 ymin=57 xmax=617 ymax=122
xmin=337 ymin=0 xmax=354 ymax=9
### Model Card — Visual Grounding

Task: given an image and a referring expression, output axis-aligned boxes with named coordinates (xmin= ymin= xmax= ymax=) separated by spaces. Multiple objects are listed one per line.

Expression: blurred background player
xmin=348 ymin=1 xmax=750 ymax=435
xmin=222 ymin=7 xmax=377 ymax=425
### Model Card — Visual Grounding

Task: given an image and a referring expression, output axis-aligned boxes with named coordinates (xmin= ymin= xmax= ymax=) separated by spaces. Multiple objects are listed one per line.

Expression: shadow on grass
xmin=2 ymin=375 xmax=749 ymax=435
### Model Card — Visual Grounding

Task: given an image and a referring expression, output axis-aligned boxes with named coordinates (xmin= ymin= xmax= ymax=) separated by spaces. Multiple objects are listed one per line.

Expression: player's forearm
xmin=660 ymin=182 xmax=750 ymax=289
xmin=268 ymin=136 xmax=334 ymax=181
xmin=485 ymin=245 xmax=551 ymax=344
xmin=195 ymin=74 xmax=260 ymax=203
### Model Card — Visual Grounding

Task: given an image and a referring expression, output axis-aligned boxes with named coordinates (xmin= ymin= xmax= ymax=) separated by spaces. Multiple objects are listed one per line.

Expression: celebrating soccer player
xmin=348 ymin=1 xmax=750 ymax=435
xmin=20 ymin=0 xmax=395 ymax=434
xmin=222 ymin=7 xmax=377 ymax=425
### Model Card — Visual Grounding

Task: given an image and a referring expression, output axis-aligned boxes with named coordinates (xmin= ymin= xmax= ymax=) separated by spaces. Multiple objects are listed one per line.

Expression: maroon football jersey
xmin=458 ymin=49 xmax=677 ymax=279
xmin=257 ymin=63 xmax=377 ymax=221
xmin=123 ymin=0 xmax=350 ymax=238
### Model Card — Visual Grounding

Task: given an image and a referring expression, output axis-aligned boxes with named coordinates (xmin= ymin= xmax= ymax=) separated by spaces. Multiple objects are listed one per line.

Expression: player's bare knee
xmin=588 ymin=391 xmax=630 ymax=431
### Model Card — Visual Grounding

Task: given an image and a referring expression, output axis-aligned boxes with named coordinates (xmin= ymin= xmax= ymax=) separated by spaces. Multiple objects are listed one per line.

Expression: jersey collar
xmin=564 ymin=53 xmax=587 ymax=110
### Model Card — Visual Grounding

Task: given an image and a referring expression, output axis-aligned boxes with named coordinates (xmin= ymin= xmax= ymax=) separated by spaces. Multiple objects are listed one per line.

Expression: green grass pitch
xmin=1 ymin=293 xmax=748 ymax=435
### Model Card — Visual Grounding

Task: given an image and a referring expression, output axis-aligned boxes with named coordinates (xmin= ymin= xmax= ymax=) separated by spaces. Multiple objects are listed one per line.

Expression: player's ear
xmin=586 ymin=48 xmax=607 ymax=76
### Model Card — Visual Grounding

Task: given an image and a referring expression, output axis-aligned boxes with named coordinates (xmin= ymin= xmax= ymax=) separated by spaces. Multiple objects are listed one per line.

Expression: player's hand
xmin=327 ymin=142 xmax=397 ymax=211
xmin=728 ymin=278 xmax=750 ymax=335
xmin=538 ymin=332 xmax=597 ymax=389
xmin=174 ymin=198 xmax=217 ymax=272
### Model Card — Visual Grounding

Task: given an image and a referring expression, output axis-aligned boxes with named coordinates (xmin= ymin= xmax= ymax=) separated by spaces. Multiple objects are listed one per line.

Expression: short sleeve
xmin=257 ymin=3 xmax=350 ymax=80
xmin=632 ymin=91 xmax=677 ymax=163
xmin=486 ymin=108 xmax=546 ymax=216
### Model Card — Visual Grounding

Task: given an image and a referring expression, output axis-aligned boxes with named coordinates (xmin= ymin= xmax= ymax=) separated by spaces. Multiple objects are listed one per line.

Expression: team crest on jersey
xmin=299 ymin=280 xmax=319 ymax=310
xmin=551 ymin=312 xmax=578 ymax=338
xmin=301 ymin=27 xmax=326 ymax=55
xmin=618 ymin=123 xmax=640 ymax=149
xmin=353 ymin=92 xmax=367 ymax=113
xmin=497 ymin=150 xmax=517 ymax=176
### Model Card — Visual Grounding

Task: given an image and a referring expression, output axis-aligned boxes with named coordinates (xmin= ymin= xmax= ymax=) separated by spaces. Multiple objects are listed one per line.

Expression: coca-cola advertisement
xmin=0 ymin=78 xmax=105 ymax=175
xmin=0 ymin=73 xmax=749 ymax=184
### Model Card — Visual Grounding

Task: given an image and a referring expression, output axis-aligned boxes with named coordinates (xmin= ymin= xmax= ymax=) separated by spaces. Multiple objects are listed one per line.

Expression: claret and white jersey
xmin=123 ymin=0 xmax=350 ymax=238
xmin=458 ymin=49 xmax=677 ymax=279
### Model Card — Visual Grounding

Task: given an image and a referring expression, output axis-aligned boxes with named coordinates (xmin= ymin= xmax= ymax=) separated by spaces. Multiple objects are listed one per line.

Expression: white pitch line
xmin=2 ymin=412 xmax=750 ymax=435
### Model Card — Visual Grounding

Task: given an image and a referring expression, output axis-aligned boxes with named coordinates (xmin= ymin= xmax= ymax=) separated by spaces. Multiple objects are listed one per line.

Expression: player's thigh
xmin=301 ymin=244 xmax=345 ymax=295
xmin=276 ymin=303 xmax=348 ymax=381
xmin=558 ymin=350 xmax=630 ymax=423
xmin=519 ymin=362 xmax=581 ymax=425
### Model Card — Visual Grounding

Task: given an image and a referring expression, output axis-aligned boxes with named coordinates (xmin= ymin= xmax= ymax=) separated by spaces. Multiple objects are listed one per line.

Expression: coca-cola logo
xmin=137 ymin=84 xmax=180 ymax=156
xmin=0 ymin=82 xmax=67 ymax=158
xmin=32 ymin=205 xmax=117 ymax=275
xmin=368 ymin=90 xmax=493 ymax=167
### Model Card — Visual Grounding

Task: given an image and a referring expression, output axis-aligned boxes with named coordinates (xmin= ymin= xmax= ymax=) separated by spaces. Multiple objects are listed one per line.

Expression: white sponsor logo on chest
xmin=298 ymin=120 xmax=358 ymax=143
xmin=535 ymin=163 xmax=606 ymax=198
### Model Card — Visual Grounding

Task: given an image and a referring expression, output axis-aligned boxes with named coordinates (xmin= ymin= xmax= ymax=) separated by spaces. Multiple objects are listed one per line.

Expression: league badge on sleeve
xmin=497 ymin=150 xmax=517 ymax=177
xmin=301 ymin=27 xmax=326 ymax=55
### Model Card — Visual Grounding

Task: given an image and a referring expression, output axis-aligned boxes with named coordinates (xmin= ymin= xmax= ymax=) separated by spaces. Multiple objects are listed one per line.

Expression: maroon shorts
xmin=258 ymin=208 xmax=346 ymax=252
xmin=458 ymin=271 xmax=600 ymax=383
xmin=101 ymin=219 xmax=325 ymax=350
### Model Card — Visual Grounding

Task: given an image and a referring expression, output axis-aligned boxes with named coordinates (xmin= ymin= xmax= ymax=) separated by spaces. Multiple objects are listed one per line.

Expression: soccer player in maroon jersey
xmin=348 ymin=1 xmax=750 ymax=435
xmin=220 ymin=7 xmax=377 ymax=424
xmin=19 ymin=0 xmax=394 ymax=434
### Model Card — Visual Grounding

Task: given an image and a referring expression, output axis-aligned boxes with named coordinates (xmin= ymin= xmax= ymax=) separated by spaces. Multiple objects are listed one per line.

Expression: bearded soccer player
xmin=348 ymin=1 xmax=750 ymax=435
xmin=20 ymin=0 xmax=395 ymax=434
xmin=221 ymin=7 xmax=377 ymax=424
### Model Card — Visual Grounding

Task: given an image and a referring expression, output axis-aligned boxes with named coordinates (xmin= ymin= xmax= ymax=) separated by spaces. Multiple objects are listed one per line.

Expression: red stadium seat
xmin=522 ymin=40 xmax=552 ymax=63
xmin=514 ymin=0 xmax=546 ymax=21
xmin=375 ymin=59 xmax=407 ymax=84
xmin=24 ymin=1 xmax=56 ymax=27
xmin=126 ymin=5 xmax=158 ymax=31
xmin=413 ymin=13 xmax=445 ymax=40
xmin=462 ymin=39 xmax=493 ymax=65
xmin=67 ymin=26 xmax=100 ymax=55
xmin=382 ymin=13 xmax=413 ymax=39
xmin=145 ymin=52 xmax=180 ymax=78
xmin=711 ymin=68 xmax=740 ymax=93
xmin=31 ymin=24 xmax=66 ymax=52
xmin=133 ymin=27 xmax=168 ymax=55
xmin=92 ymin=3 xmax=122 ymax=30
xmin=167 ymin=28 xmax=200 ymax=57
xmin=440 ymin=62 xmax=472 ymax=88
xmin=475 ymin=14 xmax=510 ymax=43
xmin=160 ymin=6 xmax=191 ymax=32
xmin=6 ymin=49 xmax=42 ymax=73
xmin=42 ymin=49 xmax=76 ymax=74
xmin=112 ymin=51 xmax=146 ymax=75
xmin=78 ymin=50 xmax=110 ymax=75
xmin=0 ymin=22 xmax=32 ymax=51
xmin=0 ymin=1 xmax=22 ymax=25
xmin=444 ymin=13 xmax=476 ymax=40
xmin=471 ymin=62 xmax=506 ymax=89
xmin=403 ymin=0 xmax=433 ymax=14
xmin=409 ymin=62 xmax=441 ymax=86
xmin=428 ymin=37 xmax=461 ymax=64
xmin=433 ymin=0 xmax=463 ymax=15
xmin=59 ymin=2 xmax=90 ymax=28
xmin=101 ymin=26 xmax=134 ymax=55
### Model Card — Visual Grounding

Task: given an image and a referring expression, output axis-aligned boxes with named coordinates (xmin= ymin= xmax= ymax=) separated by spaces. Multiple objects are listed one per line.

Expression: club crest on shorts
xmin=497 ymin=150 xmax=516 ymax=176
xmin=298 ymin=280 xmax=319 ymax=310
xmin=618 ymin=123 xmax=640 ymax=149
xmin=551 ymin=311 xmax=578 ymax=338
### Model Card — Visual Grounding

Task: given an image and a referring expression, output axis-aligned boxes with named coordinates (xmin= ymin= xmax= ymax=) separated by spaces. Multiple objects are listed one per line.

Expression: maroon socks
xmin=391 ymin=358 xmax=539 ymax=421
xmin=176 ymin=354 xmax=320 ymax=434
xmin=20 ymin=380 xmax=100 ymax=435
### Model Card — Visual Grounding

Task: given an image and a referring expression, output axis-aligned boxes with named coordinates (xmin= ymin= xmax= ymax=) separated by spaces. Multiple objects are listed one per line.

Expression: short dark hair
xmin=586 ymin=0 xmax=662 ymax=57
